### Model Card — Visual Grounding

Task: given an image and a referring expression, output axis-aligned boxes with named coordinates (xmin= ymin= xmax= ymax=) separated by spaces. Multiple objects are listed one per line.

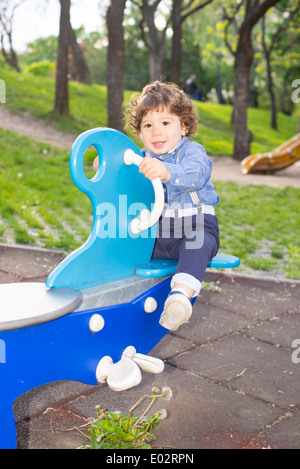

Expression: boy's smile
xmin=139 ymin=108 xmax=187 ymax=155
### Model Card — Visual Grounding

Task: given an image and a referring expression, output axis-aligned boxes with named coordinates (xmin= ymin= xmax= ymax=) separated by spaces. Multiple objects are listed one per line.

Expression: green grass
xmin=0 ymin=128 xmax=95 ymax=251
xmin=214 ymin=182 xmax=300 ymax=279
xmin=0 ymin=67 xmax=299 ymax=278
xmin=1 ymin=66 xmax=299 ymax=156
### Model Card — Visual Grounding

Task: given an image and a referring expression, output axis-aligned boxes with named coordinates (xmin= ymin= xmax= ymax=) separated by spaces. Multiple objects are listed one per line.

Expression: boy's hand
xmin=139 ymin=157 xmax=170 ymax=181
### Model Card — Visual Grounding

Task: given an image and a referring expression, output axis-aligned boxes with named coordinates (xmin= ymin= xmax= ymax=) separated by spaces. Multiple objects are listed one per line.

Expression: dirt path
xmin=211 ymin=156 xmax=300 ymax=189
xmin=1 ymin=106 xmax=299 ymax=188
xmin=0 ymin=106 xmax=75 ymax=150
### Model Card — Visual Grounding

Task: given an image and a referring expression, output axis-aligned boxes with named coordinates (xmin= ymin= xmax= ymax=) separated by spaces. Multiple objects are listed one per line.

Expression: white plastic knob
xmin=89 ymin=314 xmax=105 ymax=333
xmin=144 ymin=297 xmax=158 ymax=313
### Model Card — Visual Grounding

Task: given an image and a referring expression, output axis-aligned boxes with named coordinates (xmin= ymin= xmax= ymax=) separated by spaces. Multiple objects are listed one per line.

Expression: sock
xmin=171 ymin=273 xmax=201 ymax=297
xmin=169 ymin=287 xmax=191 ymax=300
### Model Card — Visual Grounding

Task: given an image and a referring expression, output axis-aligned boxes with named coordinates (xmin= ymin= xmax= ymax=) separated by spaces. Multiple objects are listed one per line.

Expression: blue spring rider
xmin=0 ymin=128 xmax=240 ymax=449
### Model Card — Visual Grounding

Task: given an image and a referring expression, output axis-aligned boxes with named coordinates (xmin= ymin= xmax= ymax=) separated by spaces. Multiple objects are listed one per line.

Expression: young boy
xmin=96 ymin=81 xmax=220 ymax=331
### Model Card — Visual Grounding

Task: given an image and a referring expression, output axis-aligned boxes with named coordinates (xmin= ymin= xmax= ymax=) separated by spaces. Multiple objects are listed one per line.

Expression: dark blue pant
xmin=152 ymin=214 xmax=220 ymax=293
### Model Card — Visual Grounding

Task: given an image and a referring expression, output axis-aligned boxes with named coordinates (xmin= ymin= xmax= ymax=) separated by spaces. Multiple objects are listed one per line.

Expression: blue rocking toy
xmin=0 ymin=128 xmax=240 ymax=449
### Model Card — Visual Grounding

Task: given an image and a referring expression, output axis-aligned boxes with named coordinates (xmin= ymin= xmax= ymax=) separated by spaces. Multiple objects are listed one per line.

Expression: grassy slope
xmin=1 ymin=67 xmax=298 ymax=156
xmin=0 ymin=68 xmax=299 ymax=278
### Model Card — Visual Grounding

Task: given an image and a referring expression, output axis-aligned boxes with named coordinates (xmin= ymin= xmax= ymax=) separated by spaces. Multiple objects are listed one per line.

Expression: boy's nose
xmin=152 ymin=124 xmax=162 ymax=136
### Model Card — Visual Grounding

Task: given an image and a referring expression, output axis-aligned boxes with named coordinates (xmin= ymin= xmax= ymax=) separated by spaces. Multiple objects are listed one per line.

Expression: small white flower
xmin=156 ymin=409 xmax=167 ymax=420
xmin=152 ymin=387 xmax=160 ymax=395
xmin=162 ymin=386 xmax=173 ymax=401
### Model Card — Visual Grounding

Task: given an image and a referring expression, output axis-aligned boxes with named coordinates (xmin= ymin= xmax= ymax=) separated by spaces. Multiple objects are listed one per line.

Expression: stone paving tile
xmin=249 ymin=410 xmax=300 ymax=450
xmin=243 ymin=311 xmax=300 ymax=349
xmin=0 ymin=245 xmax=64 ymax=282
xmin=58 ymin=365 xmax=284 ymax=450
xmin=172 ymin=301 xmax=251 ymax=345
xmin=200 ymin=275 xmax=300 ymax=320
xmin=172 ymin=334 xmax=300 ymax=409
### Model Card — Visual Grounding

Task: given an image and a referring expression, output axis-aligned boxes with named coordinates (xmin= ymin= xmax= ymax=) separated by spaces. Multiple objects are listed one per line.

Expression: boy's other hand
xmin=93 ymin=156 xmax=99 ymax=171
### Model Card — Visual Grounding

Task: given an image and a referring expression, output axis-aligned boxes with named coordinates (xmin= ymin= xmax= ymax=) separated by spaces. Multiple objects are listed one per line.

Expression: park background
xmin=0 ymin=0 xmax=299 ymax=280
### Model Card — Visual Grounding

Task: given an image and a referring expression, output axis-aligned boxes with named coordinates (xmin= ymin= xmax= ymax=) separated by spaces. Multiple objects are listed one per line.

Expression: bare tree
xmin=0 ymin=0 xmax=26 ymax=72
xmin=223 ymin=0 xmax=282 ymax=161
xmin=54 ymin=0 xmax=70 ymax=116
xmin=106 ymin=0 xmax=127 ymax=132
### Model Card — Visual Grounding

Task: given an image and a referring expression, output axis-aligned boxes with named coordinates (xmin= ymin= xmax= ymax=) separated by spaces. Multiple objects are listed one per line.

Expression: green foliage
xmin=24 ymin=60 xmax=56 ymax=78
xmin=86 ymin=409 xmax=159 ymax=449
xmin=79 ymin=388 xmax=172 ymax=450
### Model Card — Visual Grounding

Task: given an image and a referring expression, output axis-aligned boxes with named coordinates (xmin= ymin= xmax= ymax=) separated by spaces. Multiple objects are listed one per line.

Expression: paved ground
xmin=0 ymin=244 xmax=299 ymax=450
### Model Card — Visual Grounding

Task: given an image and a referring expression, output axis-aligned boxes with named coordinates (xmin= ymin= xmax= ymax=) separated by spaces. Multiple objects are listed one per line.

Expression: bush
xmin=24 ymin=60 xmax=56 ymax=78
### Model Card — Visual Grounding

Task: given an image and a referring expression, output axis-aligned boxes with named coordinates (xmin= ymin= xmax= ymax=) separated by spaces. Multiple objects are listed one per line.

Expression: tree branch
xmin=181 ymin=0 xmax=215 ymax=22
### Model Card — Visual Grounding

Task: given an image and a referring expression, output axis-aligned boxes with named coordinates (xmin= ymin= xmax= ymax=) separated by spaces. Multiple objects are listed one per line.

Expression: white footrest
xmin=123 ymin=346 xmax=164 ymax=374
xmin=96 ymin=355 xmax=142 ymax=392
xmin=96 ymin=346 xmax=164 ymax=392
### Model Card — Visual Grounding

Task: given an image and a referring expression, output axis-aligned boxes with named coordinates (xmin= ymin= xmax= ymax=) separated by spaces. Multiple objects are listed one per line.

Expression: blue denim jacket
xmin=141 ymin=136 xmax=220 ymax=209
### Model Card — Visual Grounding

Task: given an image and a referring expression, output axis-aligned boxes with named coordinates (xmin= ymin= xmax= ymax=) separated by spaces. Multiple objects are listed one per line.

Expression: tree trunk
xmin=0 ymin=29 xmax=20 ymax=72
xmin=232 ymin=0 xmax=281 ymax=161
xmin=265 ymin=50 xmax=277 ymax=130
xmin=54 ymin=0 xmax=70 ymax=116
xmin=67 ymin=24 xmax=91 ymax=84
xmin=261 ymin=16 xmax=277 ymax=130
xmin=149 ymin=42 xmax=165 ymax=82
xmin=106 ymin=0 xmax=126 ymax=132
xmin=170 ymin=0 xmax=182 ymax=84
xmin=232 ymin=28 xmax=253 ymax=160
xmin=170 ymin=0 xmax=214 ymax=85
xmin=141 ymin=0 xmax=166 ymax=82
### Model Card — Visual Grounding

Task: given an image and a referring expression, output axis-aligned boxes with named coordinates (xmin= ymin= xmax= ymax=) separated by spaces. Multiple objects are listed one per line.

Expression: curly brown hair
xmin=125 ymin=81 xmax=199 ymax=138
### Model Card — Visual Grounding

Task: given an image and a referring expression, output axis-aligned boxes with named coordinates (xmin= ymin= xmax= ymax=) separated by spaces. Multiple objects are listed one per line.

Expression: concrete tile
xmin=173 ymin=334 xmax=300 ymax=408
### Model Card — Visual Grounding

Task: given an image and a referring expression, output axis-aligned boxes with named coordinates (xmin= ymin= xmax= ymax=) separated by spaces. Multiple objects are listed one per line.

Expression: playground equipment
xmin=241 ymin=133 xmax=300 ymax=174
xmin=0 ymin=128 xmax=240 ymax=449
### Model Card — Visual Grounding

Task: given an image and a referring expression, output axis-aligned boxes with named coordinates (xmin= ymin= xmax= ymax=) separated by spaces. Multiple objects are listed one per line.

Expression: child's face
xmin=139 ymin=108 xmax=187 ymax=155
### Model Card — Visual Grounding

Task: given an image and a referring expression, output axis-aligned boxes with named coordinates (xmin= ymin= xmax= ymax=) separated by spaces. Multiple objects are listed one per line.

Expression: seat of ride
xmin=0 ymin=283 xmax=82 ymax=331
xmin=135 ymin=254 xmax=240 ymax=278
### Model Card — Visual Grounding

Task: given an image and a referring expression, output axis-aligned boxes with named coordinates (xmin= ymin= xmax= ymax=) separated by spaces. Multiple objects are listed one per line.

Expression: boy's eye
xmin=143 ymin=123 xmax=151 ymax=128
xmin=162 ymin=121 xmax=170 ymax=126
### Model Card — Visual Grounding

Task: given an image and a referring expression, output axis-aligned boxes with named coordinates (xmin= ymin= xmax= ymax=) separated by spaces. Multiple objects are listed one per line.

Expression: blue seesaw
xmin=0 ymin=128 xmax=240 ymax=449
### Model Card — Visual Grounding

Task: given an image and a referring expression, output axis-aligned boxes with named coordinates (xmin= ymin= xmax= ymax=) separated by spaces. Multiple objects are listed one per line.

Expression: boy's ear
xmin=181 ymin=125 xmax=188 ymax=136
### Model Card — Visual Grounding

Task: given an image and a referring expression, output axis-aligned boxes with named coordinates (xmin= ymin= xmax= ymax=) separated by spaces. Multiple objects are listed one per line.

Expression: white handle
xmin=123 ymin=149 xmax=164 ymax=234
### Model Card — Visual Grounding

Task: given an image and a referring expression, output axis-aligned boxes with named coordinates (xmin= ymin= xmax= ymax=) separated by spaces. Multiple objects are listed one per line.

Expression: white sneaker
xmin=159 ymin=292 xmax=192 ymax=331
